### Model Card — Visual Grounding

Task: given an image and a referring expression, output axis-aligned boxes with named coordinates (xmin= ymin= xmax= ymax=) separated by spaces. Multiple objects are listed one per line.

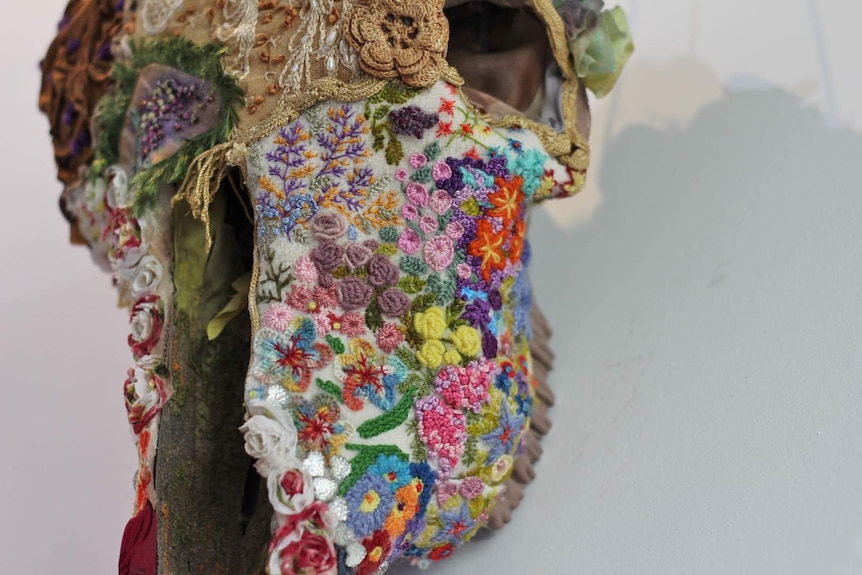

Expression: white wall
xmin=2 ymin=1 xmax=861 ymax=574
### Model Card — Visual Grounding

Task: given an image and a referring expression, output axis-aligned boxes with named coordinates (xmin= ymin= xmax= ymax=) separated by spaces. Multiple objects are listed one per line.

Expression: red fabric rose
xmin=275 ymin=531 xmax=337 ymax=575
xmin=355 ymin=530 xmax=392 ymax=575
xmin=128 ymin=295 xmax=163 ymax=359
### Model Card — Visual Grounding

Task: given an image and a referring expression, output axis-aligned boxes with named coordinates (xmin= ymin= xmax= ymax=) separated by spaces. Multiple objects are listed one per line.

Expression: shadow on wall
xmin=391 ymin=69 xmax=862 ymax=573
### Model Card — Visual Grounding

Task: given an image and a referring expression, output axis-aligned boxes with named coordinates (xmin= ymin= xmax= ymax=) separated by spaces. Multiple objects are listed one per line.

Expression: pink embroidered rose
xmin=445 ymin=221 xmax=465 ymax=239
xmin=398 ymin=228 xmax=421 ymax=255
xmin=401 ymin=203 xmax=419 ymax=221
xmin=395 ymin=168 xmax=408 ymax=182
xmin=375 ymin=323 xmax=404 ymax=353
xmin=367 ymin=254 xmax=399 ymax=287
xmin=423 ymin=236 xmax=454 ymax=272
xmin=405 ymin=182 xmax=428 ymax=206
xmin=428 ymin=190 xmax=452 ymax=214
xmin=128 ymin=295 xmax=163 ymax=360
xmin=432 ymin=161 xmax=452 ymax=181
xmin=287 ymin=285 xmax=313 ymax=310
xmin=338 ymin=278 xmax=374 ymax=311
xmin=418 ymin=214 xmax=438 ymax=234
xmin=409 ymin=153 xmax=427 ymax=168
xmin=377 ymin=288 xmax=411 ymax=317
xmin=293 ymin=255 xmax=319 ymax=285
xmin=457 ymin=262 xmax=472 ymax=279
xmin=436 ymin=481 xmax=458 ymax=505
xmin=313 ymin=312 xmax=333 ymax=337
xmin=311 ymin=213 xmax=347 ymax=241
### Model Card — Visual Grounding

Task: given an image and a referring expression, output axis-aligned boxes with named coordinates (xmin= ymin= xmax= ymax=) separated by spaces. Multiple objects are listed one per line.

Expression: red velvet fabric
xmin=119 ymin=501 xmax=157 ymax=575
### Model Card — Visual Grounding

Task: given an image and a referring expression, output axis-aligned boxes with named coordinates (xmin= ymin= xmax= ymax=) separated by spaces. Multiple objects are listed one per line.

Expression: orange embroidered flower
xmin=509 ymin=219 xmax=527 ymax=263
xmin=487 ymin=176 xmax=524 ymax=225
xmin=468 ymin=219 xmax=509 ymax=282
xmin=344 ymin=0 xmax=448 ymax=87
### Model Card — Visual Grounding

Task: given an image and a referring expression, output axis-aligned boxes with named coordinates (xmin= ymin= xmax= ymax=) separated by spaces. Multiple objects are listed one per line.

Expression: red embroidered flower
xmin=459 ymin=123 xmax=473 ymax=136
xmin=468 ymin=219 xmax=509 ymax=283
xmin=487 ymin=176 xmax=524 ymax=225
xmin=436 ymin=121 xmax=453 ymax=137
xmin=356 ymin=530 xmax=392 ymax=575
xmin=429 ymin=543 xmax=455 ymax=561
xmin=438 ymin=98 xmax=455 ymax=116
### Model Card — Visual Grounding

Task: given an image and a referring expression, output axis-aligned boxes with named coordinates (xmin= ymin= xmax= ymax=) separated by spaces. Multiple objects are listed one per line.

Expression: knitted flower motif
xmin=344 ymin=0 xmax=449 ymax=87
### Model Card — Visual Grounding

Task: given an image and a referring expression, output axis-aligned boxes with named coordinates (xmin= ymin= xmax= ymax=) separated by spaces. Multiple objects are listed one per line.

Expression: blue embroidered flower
xmin=369 ymin=454 xmax=412 ymax=492
xmin=509 ymin=147 xmax=548 ymax=198
xmin=409 ymin=462 xmax=436 ymax=514
xmin=481 ymin=400 xmax=525 ymax=462
xmin=431 ymin=502 xmax=480 ymax=546
xmin=346 ymin=472 xmax=395 ymax=538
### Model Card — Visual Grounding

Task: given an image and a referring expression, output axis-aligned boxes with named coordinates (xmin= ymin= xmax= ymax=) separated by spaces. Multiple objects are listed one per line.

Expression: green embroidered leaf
xmin=448 ymin=298 xmax=466 ymax=320
xmin=376 ymin=243 xmax=398 ymax=257
xmin=406 ymin=419 xmax=427 ymax=461
xmin=325 ymin=335 xmax=345 ymax=355
xmin=357 ymin=388 xmax=417 ymax=439
xmin=372 ymin=125 xmax=385 ymax=151
xmin=426 ymin=274 xmax=441 ymax=293
xmin=317 ymin=378 xmax=343 ymax=402
xmin=424 ymin=141 xmax=441 ymax=161
xmin=410 ymin=166 xmax=432 ymax=183
xmin=436 ymin=280 xmax=457 ymax=306
xmin=400 ymin=256 xmax=427 ymax=276
xmin=375 ymin=84 xmax=419 ymax=105
xmin=385 ymin=134 xmax=404 ymax=165
xmin=394 ymin=346 xmax=421 ymax=371
xmin=398 ymin=276 xmax=426 ymax=294
xmin=410 ymin=293 xmax=437 ymax=314
xmin=379 ymin=227 xmax=398 ymax=242
xmin=463 ymin=435 xmax=478 ymax=467
xmin=365 ymin=298 xmax=384 ymax=331
xmin=338 ymin=443 xmax=410 ymax=495
xmin=373 ymin=104 xmax=391 ymax=120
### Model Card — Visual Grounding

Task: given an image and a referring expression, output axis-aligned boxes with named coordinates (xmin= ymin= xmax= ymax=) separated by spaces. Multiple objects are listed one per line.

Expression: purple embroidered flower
xmin=377 ymin=288 xmax=411 ymax=317
xmin=311 ymin=241 xmax=345 ymax=272
xmin=488 ymin=289 xmax=503 ymax=310
xmin=311 ymin=213 xmax=348 ymax=240
xmin=462 ymin=299 xmax=491 ymax=328
xmin=367 ymin=254 xmax=399 ymax=287
xmin=344 ymin=243 xmax=373 ymax=270
xmin=338 ymin=277 xmax=374 ymax=311
xmin=346 ymin=473 xmax=395 ymax=538
xmin=482 ymin=328 xmax=498 ymax=358
xmin=388 ymin=106 xmax=439 ymax=138
xmin=481 ymin=400 xmax=525 ymax=462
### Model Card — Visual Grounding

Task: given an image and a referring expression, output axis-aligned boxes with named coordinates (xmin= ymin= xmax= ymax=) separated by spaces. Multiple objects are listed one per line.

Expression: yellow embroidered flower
xmin=417 ymin=339 xmax=445 ymax=368
xmin=343 ymin=0 xmax=448 ymax=87
xmin=451 ymin=325 xmax=481 ymax=357
xmin=413 ymin=307 xmax=447 ymax=340
xmin=442 ymin=349 xmax=462 ymax=365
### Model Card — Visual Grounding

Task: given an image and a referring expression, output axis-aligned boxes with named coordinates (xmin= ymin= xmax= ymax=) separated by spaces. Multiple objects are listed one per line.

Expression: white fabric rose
xmin=240 ymin=399 xmax=298 ymax=476
xmin=267 ymin=465 xmax=315 ymax=516
xmin=131 ymin=256 xmax=164 ymax=298
xmin=105 ymin=165 xmax=130 ymax=210
xmin=130 ymin=300 xmax=157 ymax=344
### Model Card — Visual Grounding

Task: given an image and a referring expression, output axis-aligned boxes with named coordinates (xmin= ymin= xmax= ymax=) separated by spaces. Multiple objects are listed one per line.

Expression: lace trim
xmin=216 ymin=0 xmax=259 ymax=81
xmin=139 ymin=0 xmax=184 ymax=35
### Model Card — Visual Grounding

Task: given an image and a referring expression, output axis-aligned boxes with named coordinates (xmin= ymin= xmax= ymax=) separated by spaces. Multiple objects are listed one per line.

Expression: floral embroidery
xmin=245 ymin=80 xmax=576 ymax=573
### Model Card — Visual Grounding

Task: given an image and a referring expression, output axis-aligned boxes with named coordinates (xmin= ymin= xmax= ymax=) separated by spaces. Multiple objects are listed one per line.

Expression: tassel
xmin=172 ymin=141 xmax=247 ymax=250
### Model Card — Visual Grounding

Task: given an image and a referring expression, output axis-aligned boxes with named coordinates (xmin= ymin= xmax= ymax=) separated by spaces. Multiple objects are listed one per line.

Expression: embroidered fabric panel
xmin=242 ymin=80 xmax=574 ymax=574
